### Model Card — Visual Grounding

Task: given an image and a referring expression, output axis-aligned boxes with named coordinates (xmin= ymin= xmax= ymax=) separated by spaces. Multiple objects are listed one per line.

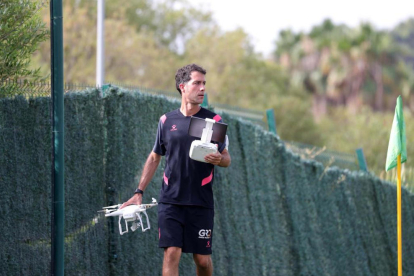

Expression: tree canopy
xmin=273 ymin=19 xmax=414 ymax=117
xmin=0 ymin=0 xmax=48 ymax=81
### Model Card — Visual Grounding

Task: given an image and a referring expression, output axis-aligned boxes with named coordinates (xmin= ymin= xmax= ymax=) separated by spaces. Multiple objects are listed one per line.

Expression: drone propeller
xmin=102 ymin=204 xmax=121 ymax=209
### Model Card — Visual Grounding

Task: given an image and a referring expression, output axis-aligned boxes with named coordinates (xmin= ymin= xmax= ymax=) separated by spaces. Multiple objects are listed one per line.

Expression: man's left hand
xmin=204 ymin=151 xmax=222 ymax=165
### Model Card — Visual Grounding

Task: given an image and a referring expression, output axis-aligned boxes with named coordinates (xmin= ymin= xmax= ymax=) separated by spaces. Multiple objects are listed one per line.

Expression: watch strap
xmin=134 ymin=188 xmax=144 ymax=195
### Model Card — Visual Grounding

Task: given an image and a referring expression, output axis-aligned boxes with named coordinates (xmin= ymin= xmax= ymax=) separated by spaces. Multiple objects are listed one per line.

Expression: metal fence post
xmin=356 ymin=148 xmax=368 ymax=171
xmin=96 ymin=0 xmax=105 ymax=87
xmin=101 ymin=83 xmax=111 ymax=96
xmin=266 ymin=109 xmax=277 ymax=135
xmin=50 ymin=0 xmax=65 ymax=275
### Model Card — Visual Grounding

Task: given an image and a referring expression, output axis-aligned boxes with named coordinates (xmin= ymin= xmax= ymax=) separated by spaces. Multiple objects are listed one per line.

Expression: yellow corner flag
xmin=386 ymin=95 xmax=407 ymax=276
xmin=386 ymin=95 xmax=407 ymax=171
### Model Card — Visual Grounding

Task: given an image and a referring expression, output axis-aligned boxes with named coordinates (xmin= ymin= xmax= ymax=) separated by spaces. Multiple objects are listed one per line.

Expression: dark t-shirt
xmin=153 ymin=107 xmax=226 ymax=208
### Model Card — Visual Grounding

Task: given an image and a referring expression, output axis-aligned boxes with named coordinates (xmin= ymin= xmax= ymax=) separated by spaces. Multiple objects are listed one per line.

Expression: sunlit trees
xmin=106 ymin=0 xmax=214 ymax=53
xmin=0 ymin=0 xmax=48 ymax=81
xmin=274 ymin=20 xmax=355 ymax=119
xmin=32 ymin=0 xmax=215 ymax=87
xmin=391 ymin=18 xmax=414 ymax=111
xmin=273 ymin=19 xmax=410 ymax=115
xmin=184 ymin=27 xmax=292 ymax=108
xmin=392 ymin=18 xmax=414 ymax=69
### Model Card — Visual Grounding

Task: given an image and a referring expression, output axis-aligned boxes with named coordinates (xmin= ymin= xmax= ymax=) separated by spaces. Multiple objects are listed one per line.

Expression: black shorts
xmin=158 ymin=203 xmax=214 ymax=255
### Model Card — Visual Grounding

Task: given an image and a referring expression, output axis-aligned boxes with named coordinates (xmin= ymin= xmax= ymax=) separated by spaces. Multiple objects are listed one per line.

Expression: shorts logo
xmin=170 ymin=125 xmax=177 ymax=131
xmin=206 ymin=241 xmax=211 ymax=248
xmin=198 ymin=229 xmax=212 ymax=239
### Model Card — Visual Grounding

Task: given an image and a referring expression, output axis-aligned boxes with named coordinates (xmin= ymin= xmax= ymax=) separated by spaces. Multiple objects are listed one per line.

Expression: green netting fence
xmin=1 ymin=86 xmax=414 ymax=275
xmin=285 ymin=141 xmax=360 ymax=171
xmin=0 ymin=80 xmax=362 ymax=171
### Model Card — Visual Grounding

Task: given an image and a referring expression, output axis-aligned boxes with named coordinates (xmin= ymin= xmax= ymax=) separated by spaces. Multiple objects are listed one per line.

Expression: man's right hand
xmin=120 ymin=193 xmax=142 ymax=209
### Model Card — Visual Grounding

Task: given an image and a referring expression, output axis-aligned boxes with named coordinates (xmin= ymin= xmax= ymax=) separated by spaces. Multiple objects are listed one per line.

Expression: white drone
xmin=99 ymin=198 xmax=158 ymax=235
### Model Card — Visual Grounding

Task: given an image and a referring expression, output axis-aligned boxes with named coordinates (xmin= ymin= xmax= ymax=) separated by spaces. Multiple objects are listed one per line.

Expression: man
xmin=121 ymin=64 xmax=231 ymax=276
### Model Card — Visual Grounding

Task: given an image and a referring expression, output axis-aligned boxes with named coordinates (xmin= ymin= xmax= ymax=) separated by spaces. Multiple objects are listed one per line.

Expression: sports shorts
xmin=158 ymin=203 xmax=214 ymax=255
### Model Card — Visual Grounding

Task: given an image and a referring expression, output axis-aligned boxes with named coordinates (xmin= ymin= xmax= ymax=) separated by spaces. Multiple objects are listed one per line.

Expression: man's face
xmin=180 ymin=71 xmax=206 ymax=104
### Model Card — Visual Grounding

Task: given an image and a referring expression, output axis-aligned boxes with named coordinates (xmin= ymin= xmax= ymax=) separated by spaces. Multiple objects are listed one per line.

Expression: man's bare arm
xmin=120 ymin=151 xmax=161 ymax=208
xmin=219 ymin=149 xmax=231 ymax=167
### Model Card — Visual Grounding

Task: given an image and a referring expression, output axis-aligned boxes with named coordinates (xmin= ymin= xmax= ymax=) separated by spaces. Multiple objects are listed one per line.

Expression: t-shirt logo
xmin=170 ymin=125 xmax=177 ymax=131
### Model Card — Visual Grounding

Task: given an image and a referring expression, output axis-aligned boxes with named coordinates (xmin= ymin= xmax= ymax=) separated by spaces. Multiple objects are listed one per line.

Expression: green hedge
xmin=0 ymin=87 xmax=413 ymax=275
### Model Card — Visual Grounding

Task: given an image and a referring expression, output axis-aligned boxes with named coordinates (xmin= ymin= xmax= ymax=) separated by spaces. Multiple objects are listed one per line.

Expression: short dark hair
xmin=175 ymin=64 xmax=207 ymax=94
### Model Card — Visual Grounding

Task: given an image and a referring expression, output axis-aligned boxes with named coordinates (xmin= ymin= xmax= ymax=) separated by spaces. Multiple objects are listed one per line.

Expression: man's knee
xmin=193 ymin=254 xmax=212 ymax=269
xmin=163 ymin=247 xmax=182 ymax=276
xmin=164 ymin=247 xmax=182 ymax=264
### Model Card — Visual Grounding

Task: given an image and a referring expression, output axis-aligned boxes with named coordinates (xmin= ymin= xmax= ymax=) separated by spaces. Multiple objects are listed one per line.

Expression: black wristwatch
xmin=134 ymin=188 xmax=144 ymax=195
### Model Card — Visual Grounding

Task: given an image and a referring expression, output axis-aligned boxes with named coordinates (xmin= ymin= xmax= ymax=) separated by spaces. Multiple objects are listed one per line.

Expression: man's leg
xmin=193 ymin=254 xmax=213 ymax=276
xmin=163 ymin=247 xmax=182 ymax=276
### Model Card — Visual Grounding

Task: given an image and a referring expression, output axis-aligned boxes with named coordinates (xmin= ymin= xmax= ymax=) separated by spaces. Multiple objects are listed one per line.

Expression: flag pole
xmin=386 ymin=95 xmax=405 ymax=276
xmin=397 ymin=154 xmax=402 ymax=276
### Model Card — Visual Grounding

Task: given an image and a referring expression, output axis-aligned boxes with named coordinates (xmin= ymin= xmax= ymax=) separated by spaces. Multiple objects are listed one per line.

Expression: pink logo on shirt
xmin=170 ymin=125 xmax=177 ymax=131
